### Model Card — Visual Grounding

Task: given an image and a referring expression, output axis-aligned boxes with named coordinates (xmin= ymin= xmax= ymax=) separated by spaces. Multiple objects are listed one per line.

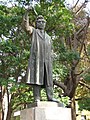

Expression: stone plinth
xmin=27 ymin=101 xmax=64 ymax=108
xmin=20 ymin=102 xmax=72 ymax=120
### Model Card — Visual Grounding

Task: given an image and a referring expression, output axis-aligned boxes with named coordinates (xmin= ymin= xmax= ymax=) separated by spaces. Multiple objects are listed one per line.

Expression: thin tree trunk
xmin=1 ymin=110 xmax=4 ymax=120
xmin=6 ymin=103 xmax=12 ymax=120
xmin=71 ymin=97 xmax=76 ymax=120
xmin=6 ymin=88 xmax=12 ymax=120
xmin=1 ymin=86 xmax=5 ymax=120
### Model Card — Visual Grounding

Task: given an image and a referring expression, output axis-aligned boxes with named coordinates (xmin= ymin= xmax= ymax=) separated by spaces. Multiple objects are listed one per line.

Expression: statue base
xmin=20 ymin=102 xmax=72 ymax=120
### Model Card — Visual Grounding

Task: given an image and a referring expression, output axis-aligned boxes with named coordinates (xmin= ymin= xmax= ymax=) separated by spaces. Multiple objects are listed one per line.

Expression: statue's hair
xmin=36 ymin=15 xmax=46 ymax=22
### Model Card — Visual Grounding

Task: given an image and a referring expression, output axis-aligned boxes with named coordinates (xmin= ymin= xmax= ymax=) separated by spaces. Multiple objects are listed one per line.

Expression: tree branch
xmin=79 ymin=81 xmax=90 ymax=89
xmin=83 ymin=43 xmax=90 ymax=61
xmin=76 ymin=67 xmax=90 ymax=84
xmin=75 ymin=97 xmax=90 ymax=101
xmin=53 ymin=80 xmax=67 ymax=92
xmin=75 ymin=1 xmax=88 ymax=15
xmin=79 ymin=67 xmax=90 ymax=77
xmin=72 ymin=0 xmax=80 ymax=10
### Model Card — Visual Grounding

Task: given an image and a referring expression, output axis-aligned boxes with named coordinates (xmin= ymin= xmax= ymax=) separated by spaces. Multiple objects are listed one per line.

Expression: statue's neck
xmin=40 ymin=29 xmax=44 ymax=32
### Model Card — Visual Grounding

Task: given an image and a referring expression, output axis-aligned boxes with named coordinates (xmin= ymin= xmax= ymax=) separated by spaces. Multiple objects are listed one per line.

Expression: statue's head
xmin=36 ymin=15 xmax=46 ymax=30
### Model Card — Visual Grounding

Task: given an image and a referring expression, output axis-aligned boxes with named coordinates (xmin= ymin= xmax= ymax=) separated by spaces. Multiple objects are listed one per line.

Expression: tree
xmin=53 ymin=0 xmax=90 ymax=120
xmin=0 ymin=0 xmax=90 ymax=120
xmin=0 ymin=1 xmax=72 ymax=119
xmin=0 ymin=4 xmax=33 ymax=120
xmin=75 ymin=27 xmax=90 ymax=112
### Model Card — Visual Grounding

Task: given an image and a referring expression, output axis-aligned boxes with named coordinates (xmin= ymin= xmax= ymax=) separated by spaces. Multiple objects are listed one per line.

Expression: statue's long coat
xmin=26 ymin=28 xmax=53 ymax=87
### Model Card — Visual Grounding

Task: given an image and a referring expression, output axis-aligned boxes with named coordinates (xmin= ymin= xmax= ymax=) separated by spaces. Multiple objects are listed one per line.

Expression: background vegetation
xmin=0 ymin=0 xmax=90 ymax=120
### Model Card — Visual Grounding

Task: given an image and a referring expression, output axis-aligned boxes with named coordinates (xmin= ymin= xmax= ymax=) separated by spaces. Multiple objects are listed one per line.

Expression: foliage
xmin=78 ymin=98 xmax=90 ymax=111
xmin=0 ymin=0 xmax=90 ymax=120
xmin=53 ymin=86 xmax=70 ymax=107
xmin=0 ymin=1 xmax=74 ymax=119
xmin=10 ymin=83 xmax=33 ymax=110
xmin=84 ymin=73 xmax=90 ymax=82
xmin=53 ymin=62 xmax=68 ymax=81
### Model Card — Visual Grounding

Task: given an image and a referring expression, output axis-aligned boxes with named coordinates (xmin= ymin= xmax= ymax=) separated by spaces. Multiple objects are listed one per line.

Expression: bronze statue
xmin=23 ymin=12 xmax=58 ymax=103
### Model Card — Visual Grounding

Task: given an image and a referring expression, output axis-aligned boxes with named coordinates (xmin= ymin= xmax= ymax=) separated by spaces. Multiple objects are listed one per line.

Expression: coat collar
xmin=37 ymin=29 xmax=46 ymax=40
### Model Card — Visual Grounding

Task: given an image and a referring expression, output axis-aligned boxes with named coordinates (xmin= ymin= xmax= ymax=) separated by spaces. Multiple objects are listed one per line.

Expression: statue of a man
xmin=23 ymin=12 xmax=58 ymax=102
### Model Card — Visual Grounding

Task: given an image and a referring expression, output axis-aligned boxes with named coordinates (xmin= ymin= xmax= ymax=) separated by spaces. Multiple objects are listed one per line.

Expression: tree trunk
xmin=6 ymin=103 xmax=12 ymax=120
xmin=1 ymin=110 xmax=4 ymax=120
xmin=1 ymin=86 xmax=5 ymax=120
xmin=6 ymin=88 xmax=12 ymax=120
xmin=71 ymin=97 xmax=76 ymax=120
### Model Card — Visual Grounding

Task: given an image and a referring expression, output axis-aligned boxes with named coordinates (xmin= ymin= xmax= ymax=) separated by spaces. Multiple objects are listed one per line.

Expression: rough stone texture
xmin=20 ymin=108 xmax=34 ymax=120
xmin=20 ymin=102 xmax=72 ymax=120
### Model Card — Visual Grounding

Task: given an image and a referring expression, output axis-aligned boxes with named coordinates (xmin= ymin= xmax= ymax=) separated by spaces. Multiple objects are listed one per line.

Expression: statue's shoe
xmin=48 ymin=98 xmax=59 ymax=103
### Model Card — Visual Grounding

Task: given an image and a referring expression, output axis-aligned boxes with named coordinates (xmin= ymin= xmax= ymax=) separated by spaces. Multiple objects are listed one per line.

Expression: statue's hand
xmin=27 ymin=5 xmax=33 ymax=12
xmin=26 ymin=5 xmax=38 ymax=15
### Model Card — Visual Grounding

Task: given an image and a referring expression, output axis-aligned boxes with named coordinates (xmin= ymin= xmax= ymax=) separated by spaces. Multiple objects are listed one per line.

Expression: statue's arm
xmin=22 ymin=11 xmax=33 ymax=34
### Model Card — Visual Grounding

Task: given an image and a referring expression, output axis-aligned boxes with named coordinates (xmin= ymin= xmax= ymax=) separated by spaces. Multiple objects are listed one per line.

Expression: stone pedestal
xmin=20 ymin=102 xmax=72 ymax=120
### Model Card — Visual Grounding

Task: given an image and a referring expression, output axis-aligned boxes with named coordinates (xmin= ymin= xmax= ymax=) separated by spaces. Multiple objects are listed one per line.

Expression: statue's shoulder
xmin=45 ymin=32 xmax=51 ymax=40
xmin=33 ymin=28 xmax=41 ymax=34
xmin=32 ymin=28 xmax=39 ymax=36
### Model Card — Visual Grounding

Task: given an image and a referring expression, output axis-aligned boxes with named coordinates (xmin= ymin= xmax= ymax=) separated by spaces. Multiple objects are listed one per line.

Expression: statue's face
xmin=36 ymin=19 xmax=46 ymax=30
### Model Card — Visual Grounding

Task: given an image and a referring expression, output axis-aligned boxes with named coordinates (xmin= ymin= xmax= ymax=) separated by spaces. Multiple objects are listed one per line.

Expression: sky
xmin=0 ymin=0 xmax=90 ymax=13
xmin=65 ymin=0 xmax=90 ymax=12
